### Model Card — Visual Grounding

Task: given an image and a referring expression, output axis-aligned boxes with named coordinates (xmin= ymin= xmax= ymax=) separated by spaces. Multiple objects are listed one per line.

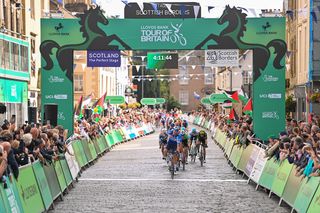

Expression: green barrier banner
xmin=71 ymin=140 xmax=85 ymax=167
xmin=65 ymin=143 xmax=81 ymax=179
xmin=1 ymin=176 xmax=23 ymax=213
xmin=282 ymin=165 xmax=303 ymax=207
xmin=43 ymin=163 xmax=61 ymax=200
xmin=271 ymin=160 xmax=293 ymax=197
xmin=307 ymin=181 xmax=320 ymax=213
xmin=93 ymin=138 xmax=102 ymax=154
xmin=88 ymin=141 xmax=98 ymax=159
xmin=249 ymin=149 xmax=268 ymax=183
xmin=234 ymin=146 xmax=244 ymax=169
xmin=54 ymin=161 xmax=67 ymax=192
xmin=16 ymin=165 xmax=45 ymax=213
xmin=258 ymin=159 xmax=280 ymax=190
xmin=97 ymin=137 xmax=106 ymax=152
xmin=77 ymin=140 xmax=89 ymax=165
xmin=294 ymin=177 xmax=320 ymax=213
xmin=116 ymin=131 xmax=124 ymax=143
xmin=0 ymin=190 xmax=7 ymax=213
xmin=32 ymin=161 xmax=53 ymax=210
xmin=105 ymin=134 xmax=112 ymax=147
xmin=226 ymin=140 xmax=234 ymax=157
xmin=244 ymin=145 xmax=260 ymax=176
xmin=81 ymin=139 xmax=94 ymax=162
xmin=60 ymin=159 xmax=73 ymax=185
xmin=238 ymin=144 xmax=254 ymax=172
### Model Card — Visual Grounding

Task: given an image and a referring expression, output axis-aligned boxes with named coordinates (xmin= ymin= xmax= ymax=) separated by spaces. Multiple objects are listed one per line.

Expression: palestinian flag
xmin=92 ymin=92 xmax=107 ymax=108
xmin=74 ymin=96 xmax=83 ymax=116
xmin=82 ymin=94 xmax=92 ymax=108
xmin=238 ymin=87 xmax=248 ymax=104
xmin=222 ymin=100 xmax=232 ymax=109
xmin=218 ymin=88 xmax=239 ymax=102
xmin=243 ymin=98 xmax=253 ymax=115
xmin=229 ymin=108 xmax=239 ymax=120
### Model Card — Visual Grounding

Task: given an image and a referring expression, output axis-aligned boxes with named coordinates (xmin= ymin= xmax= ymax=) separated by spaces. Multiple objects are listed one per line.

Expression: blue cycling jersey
xmin=167 ymin=137 xmax=177 ymax=152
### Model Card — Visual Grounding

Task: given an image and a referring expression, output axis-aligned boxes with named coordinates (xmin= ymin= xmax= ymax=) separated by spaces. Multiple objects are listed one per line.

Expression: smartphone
xmin=10 ymin=115 xmax=16 ymax=124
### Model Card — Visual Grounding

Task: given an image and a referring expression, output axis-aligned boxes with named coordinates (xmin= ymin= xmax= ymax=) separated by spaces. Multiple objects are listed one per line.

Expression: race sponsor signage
xmin=205 ymin=49 xmax=239 ymax=67
xmin=124 ymin=2 xmax=201 ymax=19
xmin=87 ymin=50 xmax=121 ymax=67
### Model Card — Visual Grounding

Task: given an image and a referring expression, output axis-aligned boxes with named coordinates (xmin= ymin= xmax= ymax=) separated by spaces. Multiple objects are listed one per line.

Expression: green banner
xmin=294 ymin=177 xmax=320 ymax=213
xmin=16 ymin=165 xmax=45 ymax=213
xmin=270 ymin=160 xmax=293 ymax=197
xmin=105 ymin=96 xmax=125 ymax=104
xmin=81 ymin=139 xmax=94 ymax=162
xmin=307 ymin=182 xmax=320 ymax=213
xmin=59 ymin=159 xmax=73 ymax=185
xmin=54 ymin=161 xmax=67 ymax=192
xmin=141 ymin=98 xmax=156 ymax=105
xmin=41 ymin=7 xmax=286 ymax=139
xmin=1 ymin=176 xmax=23 ymax=213
xmin=281 ymin=165 xmax=303 ymax=207
xmin=32 ymin=161 xmax=53 ymax=210
xmin=0 ymin=78 xmax=28 ymax=103
xmin=88 ymin=141 xmax=98 ymax=160
xmin=42 ymin=163 xmax=61 ymax=200
xmin=258 ymin=159 xmax=280 ymax=189
xmin=155 ymin=98 xmax=166 ymax=104
xmin=72 ymin=140 xmax=85 ymax=167
xmin=237 ymin=144 xmax=254 ymax=172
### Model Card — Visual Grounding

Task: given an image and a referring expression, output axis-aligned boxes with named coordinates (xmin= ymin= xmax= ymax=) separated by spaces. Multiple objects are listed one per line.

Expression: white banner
xmin=249 ymin=148 xmax=267 ymax=183
xmin=65 ymin=144 xmax=81 ymax=180
xmin=205 ymin=49 xmax=239 ymax=67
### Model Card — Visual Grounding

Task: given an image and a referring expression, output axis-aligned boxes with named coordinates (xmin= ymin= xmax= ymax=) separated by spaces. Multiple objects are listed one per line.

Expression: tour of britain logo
xmin=49 ymin=23 xmax=69 ymax=36
xmin=140 ymin=23 xmax=187 ymax=46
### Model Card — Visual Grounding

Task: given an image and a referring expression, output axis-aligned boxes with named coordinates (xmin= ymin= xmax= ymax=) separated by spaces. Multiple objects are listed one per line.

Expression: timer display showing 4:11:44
xmin=153 ymin=55 xmax=172 ymax=61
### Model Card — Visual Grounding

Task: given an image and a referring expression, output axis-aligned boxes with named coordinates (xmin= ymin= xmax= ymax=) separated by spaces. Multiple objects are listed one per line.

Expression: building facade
xmin=285 ymin=0 xmax=320 ymax=120
xmin=170 ymin=51 xmax=215 ymax=112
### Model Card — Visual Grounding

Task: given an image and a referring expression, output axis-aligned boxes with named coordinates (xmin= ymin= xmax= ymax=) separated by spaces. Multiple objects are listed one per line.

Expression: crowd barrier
xmin=0 ymin=122 xmax=154 ymax=213
xmin=192 ymin=115 xmax=320 ymax=213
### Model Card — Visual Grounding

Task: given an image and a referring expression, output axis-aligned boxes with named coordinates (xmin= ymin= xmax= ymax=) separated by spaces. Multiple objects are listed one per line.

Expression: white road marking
xmin=79 ymin=178 xmax=247 ymax=182
xmin=114 ymin=146 xmax=159 ymax=151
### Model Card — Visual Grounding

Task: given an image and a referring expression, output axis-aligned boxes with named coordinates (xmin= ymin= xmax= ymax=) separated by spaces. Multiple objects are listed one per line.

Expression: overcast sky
xmin=96 ymin=0 xmax=284 ymax=18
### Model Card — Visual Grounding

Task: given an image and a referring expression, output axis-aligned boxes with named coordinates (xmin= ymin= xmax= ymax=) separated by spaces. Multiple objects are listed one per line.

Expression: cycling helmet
xmin=181 ymin=127 xmax=186 ymax=132
xmin=167 ymin=130 xmax=173 ymax=135
xmin=191 ymin=128 xmax=197 ymax=133
xmin=170 ymin=123 xmax=175 ymax=128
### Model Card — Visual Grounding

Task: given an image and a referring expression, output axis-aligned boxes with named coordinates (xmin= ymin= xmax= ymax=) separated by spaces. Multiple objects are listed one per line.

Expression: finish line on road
xmin=79 ymin=178 xmax=247 ymax=182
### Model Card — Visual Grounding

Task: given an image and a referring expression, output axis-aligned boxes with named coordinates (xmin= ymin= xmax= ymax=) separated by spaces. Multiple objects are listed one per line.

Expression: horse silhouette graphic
xmin=195 ymin=5 xmax=286 ymax=82
xmin=40 ymin=6 xmax=131 ymax=81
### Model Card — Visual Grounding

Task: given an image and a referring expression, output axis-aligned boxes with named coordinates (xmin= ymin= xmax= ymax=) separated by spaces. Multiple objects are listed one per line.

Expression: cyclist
xmin=198 ymin=129 xmax=208 ymax=163
xmin=159 ymin=129 xmax=168 ymax=160
xmin=166 ymin=135 xmax=178 ymax=172
xmin=182 ymin=119 xmax=188 ymax=129
xmin=180 ymin=127 xmax=189 ymax=164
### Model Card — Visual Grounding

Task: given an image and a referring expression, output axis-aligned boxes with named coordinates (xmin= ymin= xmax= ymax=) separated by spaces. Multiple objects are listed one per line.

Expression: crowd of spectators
xmin=191 ymin=110 xmax=320 ymax=178
xmin=0 ymin=107 xmax=160 ymax=188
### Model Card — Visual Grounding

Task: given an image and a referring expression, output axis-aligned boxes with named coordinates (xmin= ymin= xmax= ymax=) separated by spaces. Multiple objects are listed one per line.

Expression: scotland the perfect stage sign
xmin=87 ymin=50 xmax=121 ymax=67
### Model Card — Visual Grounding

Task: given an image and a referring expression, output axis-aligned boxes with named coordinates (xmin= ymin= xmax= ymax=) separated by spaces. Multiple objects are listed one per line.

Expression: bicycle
xmin=189 ymin=139 xmax=197 ymax=163
xmin=168 ymin=152 xmax=178 ymax=179
xmin=170 ymin=33 xmax=187 ymax=46
xmin=199 ymin=143 xmax=205 ymax=167
xmin=181 ymin=146 xmax=188 ymax=171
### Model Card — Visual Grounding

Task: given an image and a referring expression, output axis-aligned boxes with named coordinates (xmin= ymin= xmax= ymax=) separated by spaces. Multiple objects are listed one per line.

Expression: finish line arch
xmin=40 ymin=5 xmax=286 ymax=139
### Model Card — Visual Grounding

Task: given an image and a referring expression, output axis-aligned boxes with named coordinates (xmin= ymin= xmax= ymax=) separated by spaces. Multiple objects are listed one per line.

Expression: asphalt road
xmin=53 ymin=125 xmax=289 ymax=213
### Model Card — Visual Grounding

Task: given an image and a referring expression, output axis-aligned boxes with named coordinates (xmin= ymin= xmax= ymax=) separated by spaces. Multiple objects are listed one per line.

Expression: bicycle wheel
xmin=182 ymin=153 xmax=186 ymax=171
xmin=200 ymin=145 xmax=204 ymax=167
xmin=171 ymin=161 xmax=174 ymax=179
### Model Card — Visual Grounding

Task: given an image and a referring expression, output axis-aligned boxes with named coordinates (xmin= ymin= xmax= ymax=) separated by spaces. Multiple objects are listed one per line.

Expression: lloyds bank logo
xmin=49 ymin=23 xmax=69 ymax=36
xmin=140 ymin=23 xmax=187 ymax=46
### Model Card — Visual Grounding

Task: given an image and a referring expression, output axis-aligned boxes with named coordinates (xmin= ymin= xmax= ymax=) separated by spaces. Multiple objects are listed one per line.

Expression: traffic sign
xmin=155 ymin=98 xmax=166 ymax=104
xmin=141 ymin=98 xmax=156 ymax=105
xmin=105 ymin=96 xmax=125 ymax=104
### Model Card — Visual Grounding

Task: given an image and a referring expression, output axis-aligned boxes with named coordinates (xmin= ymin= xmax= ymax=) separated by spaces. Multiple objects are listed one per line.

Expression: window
xmin=179 ymin=67 xmax=189 ymax=85
xmin=31 ymin=37 xmax=35 ymax=54
xmin=74 ymin=74 xmax=84 ymax=92
xmin=204 ymin=68 xmax=214 ymax=85
xmin=179 ymin=90 xmax=189 ymax=105
xmin=243 ymin=71 xmax=252 ymax=84
xmin=2 ymin=40 xmax=9 ymax=70
xmin=12 ymin=43 xmax=19 ymax=71
xmin=20 ymin=45 xmax=28 ymax=72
